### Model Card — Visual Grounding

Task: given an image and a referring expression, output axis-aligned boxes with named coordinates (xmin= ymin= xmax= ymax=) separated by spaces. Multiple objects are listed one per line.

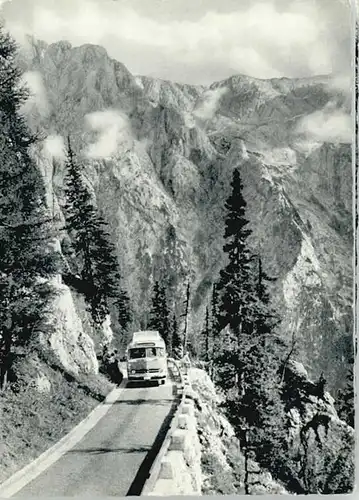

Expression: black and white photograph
xmin=0 ymin=0 xmax=356 ymax=496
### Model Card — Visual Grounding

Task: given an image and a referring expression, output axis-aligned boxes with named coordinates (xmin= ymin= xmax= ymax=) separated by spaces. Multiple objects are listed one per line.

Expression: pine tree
xmin=148 ymin=281 xmax=161 ymax=328
xmin=113 ymin=289 xmax=132 ymax=332
xmin=212 ymin=168 xmax=256 ymax=396
xmin=216 ymin=332 xmax=290 ymax=483
xmin=254 ymin=255 xmax=280 ymax=335
xmin=171 ymin=313 xmax=183 ymax=359
xmin=216 ymin=168 xmax=257 ymax=340
xmin=148 ymin=281 xmax=170 ymax=348
xmin=0 ymin=26 xmax=60 ymax=388
xmin=211 ymin=166 xmax=292 ymax=487
xmin=63 ymin=138 xmax=127 ymax=326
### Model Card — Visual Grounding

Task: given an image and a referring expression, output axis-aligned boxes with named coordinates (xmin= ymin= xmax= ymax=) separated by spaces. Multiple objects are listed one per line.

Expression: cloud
xmin=20 ymin=71 xmax=49 ymax=116
xmin=1 ymin=0 xmax=351 ymax=85
xmin=326 ymin=73 xmax=353 ymax=96
xmin=43 ymin=135 xmax=66 ymax=160
xmin=296 ymin=102 xmax=352 ymax=144
xmin=0 ymin=0 xmax=12 ymax=10
xmin=193 ymin=87 xmax=228 ymax=121
xmin=85 ymin=109 xmax=131 ymax=159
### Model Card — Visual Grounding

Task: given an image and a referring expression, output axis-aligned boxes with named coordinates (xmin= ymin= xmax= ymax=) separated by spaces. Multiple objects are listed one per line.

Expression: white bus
xmin=126 ymin=331 xmax=168 ymax=385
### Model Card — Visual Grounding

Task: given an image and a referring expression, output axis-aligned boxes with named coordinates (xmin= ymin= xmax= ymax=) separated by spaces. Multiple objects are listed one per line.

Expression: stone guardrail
xmin=141 ymin=357 xmax=202 ymax=496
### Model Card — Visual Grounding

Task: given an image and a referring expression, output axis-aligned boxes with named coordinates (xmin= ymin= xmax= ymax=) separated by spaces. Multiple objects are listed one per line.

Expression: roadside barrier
xmin=142 ymin=357 xmax=202 ymax=496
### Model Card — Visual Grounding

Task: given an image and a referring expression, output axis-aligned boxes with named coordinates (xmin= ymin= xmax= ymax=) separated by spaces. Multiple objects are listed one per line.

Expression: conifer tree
xmin=212 ymin=166 xmax=290 ymax=482
xmin=216 ymin=168 xmax=257 ymax=340
xmin=148 ymin=281 xmax=161 ymax=328
xmin=171 ymin=313 xmax=183 ymax=359
xmin=113 ymin=289 xmax=132 ymax=332
xmin=0 ymin=26 xmax=60 ymax=388
xmin=63 ymin=139 xmax=129 ymax=326
xmin=254 ymin=255 xmax=280 ymax=335
xmin=148 ymin=281 xmax=170 ymax=348
xmin=212 ymin=168 xmax=257 ymax=394
xmin=159 ymin=285 xmax=170 ymax=346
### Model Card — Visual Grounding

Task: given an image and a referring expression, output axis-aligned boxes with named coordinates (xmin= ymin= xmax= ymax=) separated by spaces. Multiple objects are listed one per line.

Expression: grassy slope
xmin=0 ymin=355 xmax=114 ymax=484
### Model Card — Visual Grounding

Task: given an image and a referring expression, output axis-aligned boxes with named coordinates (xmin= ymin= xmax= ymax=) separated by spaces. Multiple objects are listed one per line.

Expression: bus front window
xmin=129 ymin=348 xmax=146 ymax=359
xmin=146 ymin=348 xmax=157 ymax=358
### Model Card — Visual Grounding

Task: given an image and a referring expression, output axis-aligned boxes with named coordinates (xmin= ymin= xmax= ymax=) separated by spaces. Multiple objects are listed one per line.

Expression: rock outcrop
xmin=190 ymin=368 xmax=288 ymax=495
xmin=190 ymin=365 xmax=354 ymax=495
xmin=281 ymin=360 xmax=355 ymax=494
xmin=38 ymin=281 xmax=98 ymax=376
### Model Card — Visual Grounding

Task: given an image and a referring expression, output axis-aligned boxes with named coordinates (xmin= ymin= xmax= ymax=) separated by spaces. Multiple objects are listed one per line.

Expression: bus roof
xmin=126 ymin=330 xmax=166 ymax=351
xmin=131 ymin=330 xmax=161 ymax=343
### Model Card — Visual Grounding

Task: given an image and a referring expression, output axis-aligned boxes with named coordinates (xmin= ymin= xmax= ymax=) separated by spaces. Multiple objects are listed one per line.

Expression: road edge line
xmin=0 ymin=378 xmax=127 ymax=498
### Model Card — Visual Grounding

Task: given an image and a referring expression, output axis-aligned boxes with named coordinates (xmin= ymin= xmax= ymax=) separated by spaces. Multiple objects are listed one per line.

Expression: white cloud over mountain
xmin=85 ymin=109 xmax=132 ymax=159
xmin=296 ymin=103 xmax=352 ymax=144
xmin=1 ymin=0 xmax=352 ymax=85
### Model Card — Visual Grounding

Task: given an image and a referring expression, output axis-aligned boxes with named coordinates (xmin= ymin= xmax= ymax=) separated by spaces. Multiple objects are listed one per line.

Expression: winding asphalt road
xmin=15 ymin=378 xmax=177 ymax=497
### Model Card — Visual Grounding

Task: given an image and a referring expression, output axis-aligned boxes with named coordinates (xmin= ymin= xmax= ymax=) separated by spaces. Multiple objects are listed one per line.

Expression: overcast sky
xmin=0 ymin=0 xmax=353 ymax=85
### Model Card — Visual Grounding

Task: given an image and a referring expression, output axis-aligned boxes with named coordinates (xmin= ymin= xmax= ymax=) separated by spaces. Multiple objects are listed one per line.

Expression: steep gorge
xmin=19 ymin=37 xmax=353 ymax=393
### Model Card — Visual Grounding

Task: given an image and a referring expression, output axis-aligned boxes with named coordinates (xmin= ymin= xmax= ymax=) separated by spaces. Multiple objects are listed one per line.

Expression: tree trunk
xmin=1 ymin=288 xmax=13 ymax=391
xmin=243 ymin=427 xmax=249 ymax=494
xmin=0 ymin=369 xmax=8 ymax=392
xmin=0 ymin=334 xmax=12 ymax=391
xmin=183 ymin=281 xmax=190 ymax=352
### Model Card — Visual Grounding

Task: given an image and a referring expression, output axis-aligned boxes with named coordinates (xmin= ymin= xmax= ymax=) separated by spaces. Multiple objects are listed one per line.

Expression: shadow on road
xmin=125 ymin=381 xmax=162 ymax=389
xmin=126 ymin=396 xmax=180 ymax=497
xmin=111 ymin=398 xmax=173 ymax=406
xmin=67 ymin=446 xmax=151 ymax=455
xmin=125 ymin=377 xmax=178 ymax=393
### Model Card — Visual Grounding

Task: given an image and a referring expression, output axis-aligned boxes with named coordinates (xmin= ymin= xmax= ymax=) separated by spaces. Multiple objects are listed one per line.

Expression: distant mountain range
xmin=19 ymin=37 xmax=353 ymax=392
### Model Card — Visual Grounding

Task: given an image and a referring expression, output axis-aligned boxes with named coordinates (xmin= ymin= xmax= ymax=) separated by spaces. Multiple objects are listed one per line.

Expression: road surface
xmin=15 ymin=379 xmax=177 ymax=497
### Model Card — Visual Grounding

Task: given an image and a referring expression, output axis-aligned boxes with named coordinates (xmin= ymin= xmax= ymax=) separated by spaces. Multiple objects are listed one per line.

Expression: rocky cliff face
xmin=281 ymin=360 xmax=354 ymax=493
xmin=191 ymin=367 xmax=288 ymax=495
xmin=18 ymin=38 xmax=352 ymax=391
xmin=24 ymin=134 xmax=114 ymax=377
xmin=190 ymin=364 xmax=354 ymax=495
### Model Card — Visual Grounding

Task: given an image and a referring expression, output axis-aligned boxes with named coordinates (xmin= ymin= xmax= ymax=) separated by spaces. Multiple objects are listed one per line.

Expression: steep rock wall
xmin=18 ymin=38 xmax=353 ymax=389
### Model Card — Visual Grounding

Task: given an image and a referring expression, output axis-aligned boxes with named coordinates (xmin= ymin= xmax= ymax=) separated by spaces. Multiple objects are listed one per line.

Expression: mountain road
xmin=14 ymin=378 xmax=177 ymax=497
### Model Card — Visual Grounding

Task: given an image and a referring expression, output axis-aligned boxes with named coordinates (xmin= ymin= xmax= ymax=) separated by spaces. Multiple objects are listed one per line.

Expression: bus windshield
xmin=129 ymin=347 xmax=165 ymax=359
